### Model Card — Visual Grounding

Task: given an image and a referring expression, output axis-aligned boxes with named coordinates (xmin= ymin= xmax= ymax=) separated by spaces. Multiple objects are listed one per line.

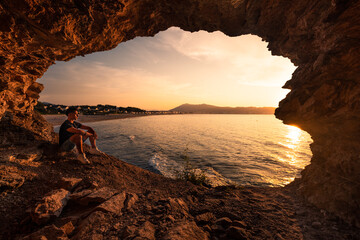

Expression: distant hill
xmin=169 ymin=104 xmax=275 ymax=114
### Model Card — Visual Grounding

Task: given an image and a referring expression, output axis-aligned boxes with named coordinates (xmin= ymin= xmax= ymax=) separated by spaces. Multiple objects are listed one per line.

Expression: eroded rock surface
xmin=0 ymin=149 xmax=359 ymax=239
xmin=0 ymin=0 xmax=360 ymax=228
xmin=31 ymin=188 xmax=70 ymax=225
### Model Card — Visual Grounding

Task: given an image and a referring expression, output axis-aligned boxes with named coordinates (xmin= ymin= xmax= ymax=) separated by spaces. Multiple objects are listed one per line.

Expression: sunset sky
xmin=38 ymin=27 xmax=296 ymax=111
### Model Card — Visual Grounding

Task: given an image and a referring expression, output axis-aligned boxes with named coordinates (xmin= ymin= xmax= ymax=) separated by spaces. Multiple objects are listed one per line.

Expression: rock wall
xmin=0 ymin=0 xmax=359 ymax=226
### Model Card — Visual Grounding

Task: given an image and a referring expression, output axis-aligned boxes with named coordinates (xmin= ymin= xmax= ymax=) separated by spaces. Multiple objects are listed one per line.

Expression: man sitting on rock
xmin=59 ymin=106 xmax=102 ymax=164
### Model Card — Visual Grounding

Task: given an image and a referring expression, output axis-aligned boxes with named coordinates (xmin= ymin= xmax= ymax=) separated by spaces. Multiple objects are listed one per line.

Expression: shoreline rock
xmin=0 ymin=145 xmax=359 ymax=239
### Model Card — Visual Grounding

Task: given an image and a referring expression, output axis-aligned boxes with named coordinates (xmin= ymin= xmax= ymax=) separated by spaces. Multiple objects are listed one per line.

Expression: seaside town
xmin=35 ymin=102 xmax=176 ymax=115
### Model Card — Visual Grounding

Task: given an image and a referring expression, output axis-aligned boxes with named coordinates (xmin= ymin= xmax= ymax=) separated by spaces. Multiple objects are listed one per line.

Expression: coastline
xmin=43 ymin=113 xmax=150 ymax=126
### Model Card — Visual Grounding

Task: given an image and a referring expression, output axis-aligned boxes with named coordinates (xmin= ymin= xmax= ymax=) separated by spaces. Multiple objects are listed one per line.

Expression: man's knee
xmin=70 ymin=134 xmax=82 ymax=143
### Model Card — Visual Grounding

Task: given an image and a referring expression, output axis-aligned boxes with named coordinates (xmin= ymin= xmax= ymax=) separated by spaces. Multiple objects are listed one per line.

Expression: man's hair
xmin=65 ymin=106 xmax=78 ymax=116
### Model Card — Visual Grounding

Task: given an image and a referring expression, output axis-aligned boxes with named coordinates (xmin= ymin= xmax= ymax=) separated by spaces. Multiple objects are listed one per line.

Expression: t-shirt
xmin=59 ymin=120 xmax=82 ymax=146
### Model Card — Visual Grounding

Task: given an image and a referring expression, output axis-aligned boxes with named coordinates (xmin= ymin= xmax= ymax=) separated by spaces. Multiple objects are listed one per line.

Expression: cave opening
xmin=1 ymin=0 xmax=358 ymax=231
xmin=36 ymin=27 xmax=313 ymax=187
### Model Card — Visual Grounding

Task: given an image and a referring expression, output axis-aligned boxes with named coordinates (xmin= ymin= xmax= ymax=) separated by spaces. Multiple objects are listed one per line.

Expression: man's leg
xmin=86 ymin=132 xmax=103 ymax=155
xmin=88 ymin=135 xmax=97 ymax=149
xmin=69 ymin=134 xmax=84 ymax=154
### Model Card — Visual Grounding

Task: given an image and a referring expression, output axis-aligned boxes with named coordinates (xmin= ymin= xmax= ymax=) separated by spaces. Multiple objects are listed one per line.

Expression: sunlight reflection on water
xmin=57 ymin=114 xmax=313 ymax=187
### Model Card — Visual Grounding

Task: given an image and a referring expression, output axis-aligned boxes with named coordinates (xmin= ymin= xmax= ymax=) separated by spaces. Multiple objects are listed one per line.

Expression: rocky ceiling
xmin=0 ymin=0 xmax=359 ymax=227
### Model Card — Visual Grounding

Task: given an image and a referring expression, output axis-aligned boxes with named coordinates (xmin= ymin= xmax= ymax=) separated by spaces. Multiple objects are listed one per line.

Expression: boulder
xmin=21 ymin=224 xmax=67 ymax=240
xmin=31 ymin=189 xmax=70 ymax=225
xmin=134 ymin=221 xmax=156 ymax=240
xmin=124 ymin=192 xmax=139 ymax=210
xmin=95 ymin=191 xmax=127 ymax=216
xmin=72 ymin=211 xmax=109 ymax=240
xmin=73 ymin=187 xmax=117 ymax=205
xmin=57 ymin=177 xmax=82 ymax=191
xmin=162 ymin=221 xmax=209 ymax=240
xmin=159 ymin=198 xmax=189 ymax=217
xmin=70 ymin=189 xmax=93 ymax=201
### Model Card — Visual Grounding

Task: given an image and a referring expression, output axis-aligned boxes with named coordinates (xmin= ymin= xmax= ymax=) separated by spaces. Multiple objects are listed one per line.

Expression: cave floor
xmin=0 ymin=144 xmax=359 ymax=240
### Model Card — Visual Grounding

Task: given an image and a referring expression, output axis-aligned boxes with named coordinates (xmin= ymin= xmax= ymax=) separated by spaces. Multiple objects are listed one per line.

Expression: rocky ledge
xmin=1 ymin=144 xmax=359 ymax=239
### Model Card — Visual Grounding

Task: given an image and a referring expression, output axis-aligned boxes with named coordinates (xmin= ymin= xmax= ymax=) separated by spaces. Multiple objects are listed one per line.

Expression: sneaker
xmin=88 ymin=147 xmax=103 ymax=155
xmin=70 ymin=147 xmax=78 ymax=156
xmin=77 ymin=153 xmax=90 ymax=164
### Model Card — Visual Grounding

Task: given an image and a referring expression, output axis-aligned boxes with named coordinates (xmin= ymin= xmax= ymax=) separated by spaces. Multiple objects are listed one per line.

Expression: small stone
xmin=320 ymin=209 xmax=327 ymax=216
xmin=88 ymin=181 xmax=99 ymax=189
xmin=232 ymin=220 xmax=247 ymax=229
xmin=113 ymin=222 xmax=122 ymax=230
xmin=295 ymin=210 xmax=306 ymax=216
xmin=214 ymin=217 xmax=232 ymax=228
xmin=226 ymin=226 xmax=249 ymax=240
xmin=331 ymin=226 xmax=338 ymax=231
xmin=203 ymin=225 xmax=212 ymax=232
xmin=195 ymin=212 xmax=216 ymax=225
xmin=89 ymin=233 xmax=103 ymax=240
xmin=165 ymin=215 xmax=175 ymax=222
xmin=60 ymin=221 xmax=75 ymax=235
xmin=122 ymin=225 xmax=137 ymax=239
xmin=59 ymin=216 xmax=80 ymax=226
xmin=211 ymin=224 xmax=225 ymax=234
xmin=0 ymin=171 xmax=25 ymax=191
xmin=275 ymin=233 xmax=286 ymax=240
xmin=312 ymin=221 xmax=322 ymax=229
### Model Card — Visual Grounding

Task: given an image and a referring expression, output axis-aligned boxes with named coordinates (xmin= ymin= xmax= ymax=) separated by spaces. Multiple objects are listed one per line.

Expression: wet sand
xmin=43 ymin=113 xmax=149 ymax=126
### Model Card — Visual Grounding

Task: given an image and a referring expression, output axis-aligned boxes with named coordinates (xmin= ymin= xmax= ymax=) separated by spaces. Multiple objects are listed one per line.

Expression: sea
xmin=55 ymin=114 xmax=313 ymax=187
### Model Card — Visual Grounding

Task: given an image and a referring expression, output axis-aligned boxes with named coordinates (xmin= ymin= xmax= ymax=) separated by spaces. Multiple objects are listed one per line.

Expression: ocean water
xmin=56 ymin=114 xmax=313 ymax=187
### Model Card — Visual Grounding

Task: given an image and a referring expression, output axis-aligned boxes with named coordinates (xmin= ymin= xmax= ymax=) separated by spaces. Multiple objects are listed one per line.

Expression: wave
xmin=148 ymin=152 xmax=182 ymax=178
xmin=148 ymin=152 xmax=234 ymax=187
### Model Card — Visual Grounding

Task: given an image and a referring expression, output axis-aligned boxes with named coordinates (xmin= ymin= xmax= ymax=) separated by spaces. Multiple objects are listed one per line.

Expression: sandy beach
xmin=43 ymin=113 xmax=149 ymax=126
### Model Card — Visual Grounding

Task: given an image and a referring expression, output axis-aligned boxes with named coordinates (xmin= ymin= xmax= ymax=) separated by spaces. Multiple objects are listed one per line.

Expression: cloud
xmin=153 ymin=27 xmax=296 ymax=88
xmin=38 ymin=27 xmax=296 ymax=109
xmin=154 ymin=27 xmax=273 ymax=62
xmin=39 ymin=61 xmax=193 ymax=106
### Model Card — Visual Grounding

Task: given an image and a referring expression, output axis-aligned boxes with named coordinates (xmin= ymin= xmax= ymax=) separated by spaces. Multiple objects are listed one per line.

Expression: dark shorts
xmin=60 ymin=139 xmax=76 ymax=152
xmin=60 ymin=136 xmax=88 ymax=152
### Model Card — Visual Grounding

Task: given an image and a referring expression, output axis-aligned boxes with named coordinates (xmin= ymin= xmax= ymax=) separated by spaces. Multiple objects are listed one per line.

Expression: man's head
xmin=66 ymin=107 xmax=79 ymax=121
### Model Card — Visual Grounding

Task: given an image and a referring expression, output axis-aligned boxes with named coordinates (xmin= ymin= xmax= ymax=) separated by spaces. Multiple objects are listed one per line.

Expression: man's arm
xmin=79 ymin=124 xmax=98 ymax=139
xmin=66 ymin=127 xmax=88 ymax=136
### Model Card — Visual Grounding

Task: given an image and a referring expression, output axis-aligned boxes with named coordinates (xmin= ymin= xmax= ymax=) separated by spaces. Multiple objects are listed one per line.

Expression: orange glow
xmin=38 ymin=27 xmax=296 ymax=110
xmin=286 ymin=125 xmax=302 ymax=148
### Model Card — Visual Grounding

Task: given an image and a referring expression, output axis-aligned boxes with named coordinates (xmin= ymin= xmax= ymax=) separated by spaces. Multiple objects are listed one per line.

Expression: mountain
xmin=170 ymin=103 xmax=275 ymax=114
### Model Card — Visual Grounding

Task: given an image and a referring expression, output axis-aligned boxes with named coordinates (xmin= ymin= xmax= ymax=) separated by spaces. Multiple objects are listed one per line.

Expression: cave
xmin=1 ymin=0 xmax=359 ymax=228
